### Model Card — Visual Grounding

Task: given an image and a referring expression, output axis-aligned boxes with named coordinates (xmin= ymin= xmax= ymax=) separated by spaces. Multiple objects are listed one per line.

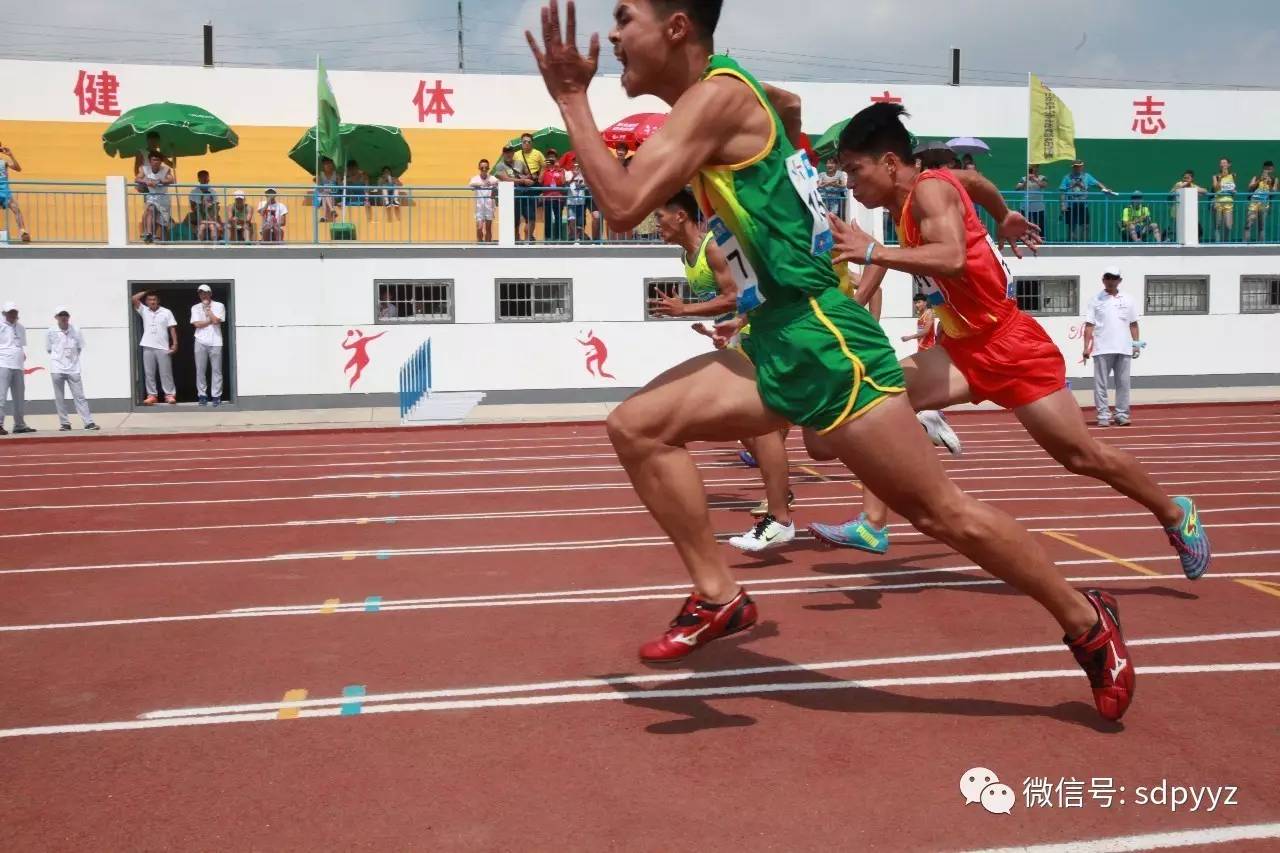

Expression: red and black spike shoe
xmin=639 ymin=588 xmax=758 ymax=662
xmin=1065 ymin=590 xmax=1136 ymax=721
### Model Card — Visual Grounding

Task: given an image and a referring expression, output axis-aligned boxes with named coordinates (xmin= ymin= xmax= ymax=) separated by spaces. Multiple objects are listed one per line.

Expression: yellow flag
xmin=1028 ymin=74 xmax=1076 ymax=165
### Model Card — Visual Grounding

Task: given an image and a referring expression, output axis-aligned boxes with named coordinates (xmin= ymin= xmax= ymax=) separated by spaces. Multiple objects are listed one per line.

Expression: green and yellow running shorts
xmin=741 ymin=287 xmax=905 ymax=433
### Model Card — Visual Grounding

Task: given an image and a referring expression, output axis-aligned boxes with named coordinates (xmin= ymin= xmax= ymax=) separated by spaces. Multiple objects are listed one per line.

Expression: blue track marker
xmin=376 ymin=550 xmax=391 ymax=560
xmin=340 ymin=684 xmax=366 ymax=716
xmin=363 ymin=596 xmax=383 ymax=612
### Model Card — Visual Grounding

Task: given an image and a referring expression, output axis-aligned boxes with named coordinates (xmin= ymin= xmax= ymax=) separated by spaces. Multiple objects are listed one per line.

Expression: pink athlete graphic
xmin=342 ymin=329 xmax=386 ymax=389
xmin=577 ymin=330 xmax=616 ymax=380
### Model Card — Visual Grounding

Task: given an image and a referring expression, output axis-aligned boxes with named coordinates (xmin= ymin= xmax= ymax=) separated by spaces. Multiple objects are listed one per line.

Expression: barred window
xmin=1241 ymin=276 xmax=1280 ymax=314
xmin=1012 ymin=277 xmax=1078 ymax=316
xmin=375 ymin=279 xmax=454 ymax=324
xmin=645 ymin=277 xmax=696 ymax=321
xmin=496 ymin=278 xmax=572 ymax=322
xmin=1145 ymin=276 xmax=1209 ymax=315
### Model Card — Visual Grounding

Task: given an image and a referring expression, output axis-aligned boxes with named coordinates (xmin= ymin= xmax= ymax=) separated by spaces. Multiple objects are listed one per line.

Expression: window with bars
xmin=1012 ymin=277 xmax=1078 ymax=316
xmin=374 ymin=279 xmax=454 ymax=323
xmin=1144 ymin=276 xmax=1209 ymax=315
xmin=645 ymin=277 xmax=694 ymax=321
xmin=496 ymin=278 xmax=573 ymax=322
xmin=1240 ymin=276 xmax=1280 ymax=314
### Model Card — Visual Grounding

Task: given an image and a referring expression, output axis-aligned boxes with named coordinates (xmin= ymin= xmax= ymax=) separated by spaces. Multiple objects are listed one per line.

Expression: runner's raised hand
xmin=526 ymin=0 xmax=600 ymax=100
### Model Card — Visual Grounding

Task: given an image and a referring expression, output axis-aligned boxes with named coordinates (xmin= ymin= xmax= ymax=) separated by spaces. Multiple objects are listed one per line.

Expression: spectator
xmin=0 ymin=302 xmax=35 ymax=434
xmin=226 ymin=190 xmax=255 ymax=242
xmin=258 ymin=188 xmax=288 ymax=242
xmin=377 ymin=166 xmax=403 ymax=223
xmin=46 ymin=307 xmax=98 ymax=431
xmin=607 ymin=143 xmax=634 ymax=239
xmin=469 ymin=158 xmax=499 ymax=242
xmin=493 ymin=146 xmax=518 ymax=183
xmin=540 ymin=149 xmax=568 ymax=241
xmin=961 ymin=153 xmax=978 ymax=171
xmin=916 ymin=146 xmax=959 ymax=170
xmin=1058 ymin=159 xmax=1116 ymax=242
xmin=565 ymin=160 xmax=588 ymax=241
xmin=345 ymin=159 xmax=371 ymax=225
xmin=136 ymin=150 xmax=175 ymax=243
xmin=131 ymin=290 xmax=178 ymax=405
xmin=132 ymin=131 xmax=175 ymax=176
xmin=1212 ymin=157 xmax=1237 ymax=242
xmin=1015 ymin=165 xmax=1049 ymax=235
xmin=817 ymin=158 xmax=847 ymax=219
xmin=190 ymin=285 xmax=226 ymax=406
xmin=1246 ymin=160 xmax=1275 ymax=243
xmin=1121 ymin=192 xmax=1162 ymax=242
xmin=315 ymin=157 xmax=340 ymax=222
xmin=0 ymin=141 xmax=31 ymax=242
xmin=1082 ymin=267 xmax=1140 ymax=427
xmin=1169 ymin=169 xmax=1208 ymax=238
xmin=189 ymin=170 xmax=222 ymax=242
xmin=513 ymin=133 xmax=545 ymax=242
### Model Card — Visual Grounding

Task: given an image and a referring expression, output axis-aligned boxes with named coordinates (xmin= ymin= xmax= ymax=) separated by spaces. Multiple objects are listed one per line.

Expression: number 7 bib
xmin=708 ymin=216 xmax=765 ymax=314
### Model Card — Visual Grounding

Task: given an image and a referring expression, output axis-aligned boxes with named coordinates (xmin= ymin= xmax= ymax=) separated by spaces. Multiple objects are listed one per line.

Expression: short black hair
xmin=651 ymin=0 xmax=722 ymax=46
xmin=479 ymin=158 xmax=490 ymax=168
xmin=1183 ymin=168 xmax=1194 ymax=176
xmin=144 ymin=290 xmax=158 ymax=300
xmin=1265 ymin=160 xmax=1275 ymax=168
xmin=521 ymin=132 xmax=533 ymax=141
xmin=838 ymin=103 xmax=914 ymax=162
xmin=197 ymin=170 xmax=210 ymax=180
xmin=663 ymin=188 xmax=699 ymax=221
xmin=913 ymin=292 xmax=926 ymax=302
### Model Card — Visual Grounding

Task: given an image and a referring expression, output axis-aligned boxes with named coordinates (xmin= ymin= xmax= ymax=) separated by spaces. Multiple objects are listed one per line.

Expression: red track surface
xmin=2 ymin=404 xmax=1279 ymax=851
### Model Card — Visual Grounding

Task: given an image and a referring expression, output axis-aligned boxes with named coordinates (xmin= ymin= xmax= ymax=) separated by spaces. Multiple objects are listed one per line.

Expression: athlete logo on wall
xmin=342 ymin=329 xmax=386 ymax=389
xmin=577 ymin=330 xmax=616 ymax=380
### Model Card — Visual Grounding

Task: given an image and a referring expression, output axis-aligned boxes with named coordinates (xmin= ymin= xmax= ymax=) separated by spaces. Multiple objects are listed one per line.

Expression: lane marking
xmin=320 ymin=598 xmax=339 ymax=614
xmin=958 ymin=821 xmax=1280 ymax=853
xmin=363 ymin=596 xmax=382 ymax=613
xmin=1042 ymin=531 xmax=1162 ymax=576
xmin=340 ymin=685 xmax=366 ymax=717
xmin=276 ymin=688 xmax=307 ymax=720
xmin=3 ymin=662 xmax=1276 ymax=739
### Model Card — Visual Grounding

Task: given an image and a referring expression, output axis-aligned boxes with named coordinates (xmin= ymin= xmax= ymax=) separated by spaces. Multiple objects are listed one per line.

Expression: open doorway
xmin=127 ymin=280 xmax=235 ymax=406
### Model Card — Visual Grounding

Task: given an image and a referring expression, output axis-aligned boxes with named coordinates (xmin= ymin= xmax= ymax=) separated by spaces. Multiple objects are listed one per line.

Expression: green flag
xmin=317 ymin=58 xmax=343 ymax=170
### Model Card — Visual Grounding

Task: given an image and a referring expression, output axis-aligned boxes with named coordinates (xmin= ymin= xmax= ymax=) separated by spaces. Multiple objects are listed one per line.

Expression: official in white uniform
xmin=131 ymin=290 xmax=178 ymax=404
xmin=1082 ymin=266 xmax=1142 ymax=427
xmin=46 ymin=307 xmax=99 ymax=431
xmin=0 ymin=301 xmax=36 ymax=434
xmin=190 ymin=284 xmax=226 ymax=406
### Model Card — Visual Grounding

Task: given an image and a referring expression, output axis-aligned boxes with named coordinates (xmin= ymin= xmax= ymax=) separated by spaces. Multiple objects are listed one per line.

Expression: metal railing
xmin=0 ymin=181 xmax=108 ymax=244
xmin=1197 ymin=191 xmax=1280 ymax=244
xmin=124 ymin=183 xmax=478 ymax=245
xmin=514 ymin=186 xmax=670 ymax=244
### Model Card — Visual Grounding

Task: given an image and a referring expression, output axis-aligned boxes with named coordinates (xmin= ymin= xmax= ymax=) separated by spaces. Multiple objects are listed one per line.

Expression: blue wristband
xmin=864 ymin=242 xmax=877 ymax=265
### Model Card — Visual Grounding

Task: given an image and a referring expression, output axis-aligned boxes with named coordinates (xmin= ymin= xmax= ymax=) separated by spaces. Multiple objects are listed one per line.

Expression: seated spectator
xmin=540 ymin=150 xmax=567 ymax=241
xmin=378 ymin=287 xmax=398 ymax=320
xmin=1120 ymin=192 xmax=1161 ymax=242
xmin=345 ymin=160 xmax=371 ymax=225
xmin=226 ymin=190 xmax=255 ymax=242
xmin=1015 ymin=165 xmax=1049 ymax=235
xmin=817 ymin=158 xmax=847 ymax=219
xmin=135 ymin=151 xmax=175 ymax=243
xmin=1059 ymin=159 xmax=1116 ymax=242
xmin=0 ymin=142 xmax=31 ymax=242
xmin=469 ymin=159 xmax=499 ymax=242
xmin=189 ymin=170 xmax=222 ymax=241
xmin=377 ymin=167 xmax=403 ymax=223
xmin=257 ymin=188 xmax=288 ymax=242
xmin=315 ymin=157 xmax=340 ymax=222
xmin=1246 ymin=160 xmax=1276 ymax=243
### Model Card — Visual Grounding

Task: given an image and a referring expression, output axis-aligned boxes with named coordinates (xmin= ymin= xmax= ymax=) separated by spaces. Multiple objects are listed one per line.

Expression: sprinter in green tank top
xmin=528 ymin=1 xmax=1128 ymax=719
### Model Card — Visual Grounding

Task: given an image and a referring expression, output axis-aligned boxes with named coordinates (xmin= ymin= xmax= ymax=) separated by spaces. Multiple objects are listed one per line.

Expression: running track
xmin=1 ymin=404 xmax=1278 ymax=852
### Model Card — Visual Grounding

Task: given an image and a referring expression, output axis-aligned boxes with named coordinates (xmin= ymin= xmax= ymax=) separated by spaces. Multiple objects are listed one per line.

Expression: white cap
xmin=54 ymin=306 xmax=70 ymax=316
xmin=1 ymin=302 xmax=17 ymax=313
xmin=233 ymin=190 xmax=246 ymax=199
xmin=197 ymin=284 xmax=212 ymax=293
xmin=1103 ymin=266 xmax=1122 ymax=279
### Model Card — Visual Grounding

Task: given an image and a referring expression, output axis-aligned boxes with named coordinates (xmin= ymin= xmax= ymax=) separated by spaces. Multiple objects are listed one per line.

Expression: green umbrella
xmin=506 ymin=127 xmax=571 ymax=155
xmin=288 ymin=124 xmax=411 ymax=177
xmin=812 ymin=117 xmax=851 ymax=162
xmin=102 ymin=102 xmax=238 ymax=158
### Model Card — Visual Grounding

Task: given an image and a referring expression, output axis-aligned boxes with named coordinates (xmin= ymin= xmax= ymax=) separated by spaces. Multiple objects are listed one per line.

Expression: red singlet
xmin=899 ymin=169 xmax=1066 ymax=408
xmin=916 ymin=312 xmax=937 ymax=351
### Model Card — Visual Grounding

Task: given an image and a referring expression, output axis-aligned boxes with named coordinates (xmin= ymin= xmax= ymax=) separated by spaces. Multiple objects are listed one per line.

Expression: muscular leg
xmin=749 ymin=427 xmax=792 ymax=524
xmin=606 ymin=350 xmax=786 ymax=603
xmin=1015 ymin=388 xmax=1180 ymax=527
xmin=827 ymin=394 xmax=1096 ymax=636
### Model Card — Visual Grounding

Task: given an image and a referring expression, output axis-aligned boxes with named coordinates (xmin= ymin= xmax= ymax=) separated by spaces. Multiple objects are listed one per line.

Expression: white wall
xmin=0 ymin=247 xmax=1276 ymax=405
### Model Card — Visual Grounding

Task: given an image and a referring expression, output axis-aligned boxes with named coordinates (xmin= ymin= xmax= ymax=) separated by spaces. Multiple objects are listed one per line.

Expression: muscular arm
xmin=853 ymin=263 xmax=888 ymax=307
xmin=681 ymin=242 xmax=740 ymax=317
xmin=762 ymin=82 xmax=803 ymax=149
xmin=859 ymin=181 xmax=968 ymax=278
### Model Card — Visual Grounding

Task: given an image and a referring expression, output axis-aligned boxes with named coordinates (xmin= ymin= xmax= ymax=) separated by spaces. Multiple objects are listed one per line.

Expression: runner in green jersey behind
xmin=528 ymin=1 xmax=1125 ymax=720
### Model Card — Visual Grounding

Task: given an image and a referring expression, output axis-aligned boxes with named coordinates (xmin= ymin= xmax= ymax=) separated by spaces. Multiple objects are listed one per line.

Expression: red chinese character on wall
xmin=73 ymin=69 xmax=122 ymax=117
xmin=1131 ymin=95 xmax=1166 ymax=136
xmin=412 ymin=79 xmax=455 ymax=124
xmin=870 ymin=90 xmax=902 ymax=104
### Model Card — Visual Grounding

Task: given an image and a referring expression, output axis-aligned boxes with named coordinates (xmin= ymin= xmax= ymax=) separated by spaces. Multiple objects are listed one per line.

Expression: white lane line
xmin=958 ymin=822 xmax=1280 ymax=853
xmin=142 ymin=628 xmax=1280 ymax=718
xmin=2 ymin=662 xmax=1276 ymax=739
xmin=2 ymin=499 xmax=1273 ymax=542
xmin=6 ymin=569 xmax=1280 ymax=633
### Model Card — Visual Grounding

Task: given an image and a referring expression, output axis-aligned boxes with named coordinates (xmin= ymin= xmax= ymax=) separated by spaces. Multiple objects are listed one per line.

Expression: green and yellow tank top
xmin=682 ymin=231 xmax=719 ymax=300
xmin=691 ymin=55 xmax=839 ymax=315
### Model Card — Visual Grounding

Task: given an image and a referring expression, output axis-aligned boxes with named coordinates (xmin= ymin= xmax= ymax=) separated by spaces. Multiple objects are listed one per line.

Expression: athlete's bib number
xmin=785 ymin=150 xmax=834 ymax=256
xmin=983 ymin=234 xmax=1016 ymax=299
xmin=709 ymin=216 xmax=765 ymax=314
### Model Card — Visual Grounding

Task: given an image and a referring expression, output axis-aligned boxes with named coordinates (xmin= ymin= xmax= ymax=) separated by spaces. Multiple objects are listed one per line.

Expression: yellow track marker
xmin=797 ymin=465 xmax=831 ymax=483
xmin=321 ymin=598 xmax=340 ymax=614
xmin=277 ymin=689 xmax=308 ymax=720
xmin=1041 ymin=530 xmax=1161 ymax=576
xmin=356 ymin=518 xmax=370 ymax=525
xmin=341 ymin=552 xmax=357 ymax=561
xmin=1235 ymin=579 xmax=1280 ymax=602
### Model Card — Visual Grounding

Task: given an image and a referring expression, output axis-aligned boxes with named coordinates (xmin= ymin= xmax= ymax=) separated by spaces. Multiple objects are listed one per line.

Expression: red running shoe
xmin=640 ymin=588 xmax=758 ymax=662
xmin=1065 ymin=590 xmax=1135 ymax=721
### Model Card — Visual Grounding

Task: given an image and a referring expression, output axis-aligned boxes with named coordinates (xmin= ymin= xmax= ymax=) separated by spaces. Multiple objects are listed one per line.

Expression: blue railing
xmin=0 ymin=181 xmax=108 ymax=244
xmin=398 ymin=339 xmax=432 ymax=422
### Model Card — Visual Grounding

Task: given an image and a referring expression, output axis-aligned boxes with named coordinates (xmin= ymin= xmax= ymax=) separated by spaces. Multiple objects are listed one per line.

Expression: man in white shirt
xmin=0 ymin=301 xmax=36 ymax=434
xmin=257 ymin=188 xmax=289 ymax=242
xmin=469 ymin=159 xmax=500 ymax=242
xmin=131 ymin=290 xmax=178 ymax=405
xmin=190 ymin=284 xmax=226 ymax=406
xmin=46 ymin=307 xmax=99 ymax=431
xmin=1082 ymin=266 xmax=1142 ymax=427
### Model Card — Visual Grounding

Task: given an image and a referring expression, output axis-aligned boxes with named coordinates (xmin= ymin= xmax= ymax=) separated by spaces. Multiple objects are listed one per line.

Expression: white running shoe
xmin=728 ymin=515 xmax=796 ymax=553
xmin=918 ymin=410 xmax=962 ymax=456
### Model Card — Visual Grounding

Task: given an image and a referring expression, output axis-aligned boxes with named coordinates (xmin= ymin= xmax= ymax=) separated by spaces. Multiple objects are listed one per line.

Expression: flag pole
xmin=315 ymin=54 xmax=321 ymax=243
